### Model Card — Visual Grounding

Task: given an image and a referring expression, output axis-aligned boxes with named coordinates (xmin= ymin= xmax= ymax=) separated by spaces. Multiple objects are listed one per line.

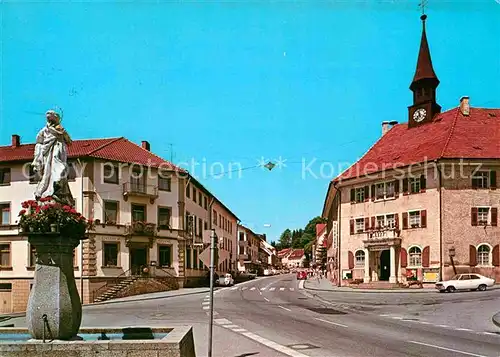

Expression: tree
xmin=279 ymin=229 xmax=292 ymax=249
xmin=304 ymin=216 xmax=327 ymax=237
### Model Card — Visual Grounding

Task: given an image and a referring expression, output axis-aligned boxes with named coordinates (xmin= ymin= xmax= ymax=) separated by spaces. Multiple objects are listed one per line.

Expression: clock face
xmin=413 ymin=108 xmax=427 ymax=122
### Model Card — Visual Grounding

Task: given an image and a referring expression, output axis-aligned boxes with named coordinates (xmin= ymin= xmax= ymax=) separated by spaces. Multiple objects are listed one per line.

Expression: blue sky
xmin=1 ymin=1 xmax=499 ymax=242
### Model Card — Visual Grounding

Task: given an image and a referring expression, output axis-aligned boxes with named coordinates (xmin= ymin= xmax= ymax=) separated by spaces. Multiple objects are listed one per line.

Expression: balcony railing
xmin=239 ymin=240 xmax=249 ymax=247
xmin=239 ymin=254 xmax=249 ymax=261
xmin=126 ymin=221 xmax=156 ymax=236
xmin=123 ymin=182 xmax=159 ymax=203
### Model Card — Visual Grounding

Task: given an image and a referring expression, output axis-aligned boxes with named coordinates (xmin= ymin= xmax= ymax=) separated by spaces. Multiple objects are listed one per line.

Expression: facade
xmin=0 ymin=135 xmax=238 ymax=312
xmin=259 ymin=238 xmax=278 ymax=269
xmin=283 ymin=249 xmax=306 ymax=268
xmin=236 ymin=225 xmax=261 ymax=273
xmin=322 ymin=14 xmax=500 ymax=287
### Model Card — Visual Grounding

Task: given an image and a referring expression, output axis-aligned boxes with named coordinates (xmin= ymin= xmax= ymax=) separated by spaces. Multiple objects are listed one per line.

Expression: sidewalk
xmin=0 ymin=287 xmax=212 ymax=319
xmin=302 ymin=278 xmax=499 ymax=293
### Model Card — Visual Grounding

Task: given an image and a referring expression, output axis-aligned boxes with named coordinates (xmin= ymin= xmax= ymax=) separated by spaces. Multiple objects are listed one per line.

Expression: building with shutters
xmin=322 ymin=14 xmax=500 ymax=287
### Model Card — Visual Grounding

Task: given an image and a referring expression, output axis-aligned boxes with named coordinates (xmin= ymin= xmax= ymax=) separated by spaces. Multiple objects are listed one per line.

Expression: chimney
xmin=141 ymin=140 xmax=150 ymax=151
xmin=11 ymin=134 xmax=20 ymax=147
xmin=381 ymin=121 xmax=390 ymax=136
xmin=460 ymin=96 xmax=470 ymax=116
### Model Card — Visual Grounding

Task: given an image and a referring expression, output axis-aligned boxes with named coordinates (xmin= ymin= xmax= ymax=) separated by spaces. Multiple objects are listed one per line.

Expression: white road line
xmin=241 ymin=287 xmax=248 ymax=290
xmin=455 ymin=328 xmax=473 ymax=332
xmin=214 ymin=318 xmax=232 ymax=325
xmin=260 ymin=287 xmax=266 ymax=291
xmin=437 ymin=324 xmax=450 ymax=328
xmin=241 ymin=332 xmax=311 ymax=357
xmin=298 ymin=280 xmax=305 ymax=289
xmin=202 ymin=301 xmax=210 ymax=305
xmin=269 ymin=287 xmax=276 ymax=291
xmin=418 ymin=321 xmax=431 ymax=324
xmin=409 ymin=341 xmax=488 ymax=357
xmin=278 ymin=305 xmax=291 ymax=312
xmin=223 ymin=324 xmax=240 ymax=329
xmin=289 ymin=287 xmax=294 ymax=291
xmin=482 ymin=332 xmax=497 ymax=336
xmin=280 ymin=287 xmax=285 ymax=291
xmin=232 ymin=328 xmax=247 ymax=332
xmin=231 ymin=286 xmax=238 ymax=290
xmin=264 ymin=297 xmax=270 ymax=302
xmin=250 ymin=287 xmax=256 ymax=291
xmin=202 ymin=306 xmax=209 ymax=310
xmin=379 ymin=314 xmax=391 ymax=317
xmin=315 ymin=318 xmax=348 ymax=328
xmin=391 ymin=316 xmax=404 ymax=320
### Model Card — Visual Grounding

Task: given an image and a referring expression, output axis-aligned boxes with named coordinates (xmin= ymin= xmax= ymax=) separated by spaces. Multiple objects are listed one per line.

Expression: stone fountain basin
xmin=0 ymin=326 xmax=195 ymax=357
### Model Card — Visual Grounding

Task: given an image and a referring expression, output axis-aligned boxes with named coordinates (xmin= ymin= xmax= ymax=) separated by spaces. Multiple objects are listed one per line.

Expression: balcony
xmin=123 ymin=182 xmax=159 ymax=203
xmin=238 ymin=254 xmax=249 ymax=261
xmin=126 ymin=221 xmax=157 ymax=237
xmin=363 ymin=226 xmax=401 ymax=251
xmin=239 ymin=240 xmax=249 ymax=247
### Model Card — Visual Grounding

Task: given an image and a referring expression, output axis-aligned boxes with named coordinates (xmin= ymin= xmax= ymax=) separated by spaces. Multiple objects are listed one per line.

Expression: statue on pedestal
xmin=32 ymin=109 xmax=75 ymax=207
xmin=19 ymin=108 xmax=91 ymax=340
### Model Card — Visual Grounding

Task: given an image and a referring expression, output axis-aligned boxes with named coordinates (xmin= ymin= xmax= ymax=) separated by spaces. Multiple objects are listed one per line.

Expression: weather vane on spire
xmin=418 ymin=0 xmax=428 ymax=15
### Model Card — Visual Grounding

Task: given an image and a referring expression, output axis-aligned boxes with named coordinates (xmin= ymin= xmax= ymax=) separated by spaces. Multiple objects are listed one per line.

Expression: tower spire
xmin=410 ymin=13 xmax=439 ymax=90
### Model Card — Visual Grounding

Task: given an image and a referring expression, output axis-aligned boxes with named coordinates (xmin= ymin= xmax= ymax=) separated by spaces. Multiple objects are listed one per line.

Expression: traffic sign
xmin=199 ymin=246 xmax=230 ymax=269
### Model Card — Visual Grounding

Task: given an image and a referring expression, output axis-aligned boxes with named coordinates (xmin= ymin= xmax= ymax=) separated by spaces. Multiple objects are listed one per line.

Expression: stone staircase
xmin=93 ymin=276 xmax=140 ymax=303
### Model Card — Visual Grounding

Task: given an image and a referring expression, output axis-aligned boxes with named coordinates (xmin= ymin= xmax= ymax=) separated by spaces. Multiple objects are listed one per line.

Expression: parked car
xmin=296 ymin=271 xmax=307 ymax=280
xmin=435 ymin=273 xmax=495 ymax=292
xmin=218 ymin=273 xmax=234 ymax=286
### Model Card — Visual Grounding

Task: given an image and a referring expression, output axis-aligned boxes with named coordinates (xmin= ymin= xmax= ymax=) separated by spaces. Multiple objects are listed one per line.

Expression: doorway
xmin=130 ymin=247 xmax=148 ymax=275
xmin=379 ymin=250 xmax=390 ymax=281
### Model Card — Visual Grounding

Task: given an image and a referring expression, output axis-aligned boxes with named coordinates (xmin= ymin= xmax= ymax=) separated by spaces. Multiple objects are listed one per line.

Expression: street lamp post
xmin=208 ymin=229 xmax=217 ymax=357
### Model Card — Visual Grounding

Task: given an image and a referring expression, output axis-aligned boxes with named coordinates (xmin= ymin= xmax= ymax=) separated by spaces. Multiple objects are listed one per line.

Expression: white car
xmin=435 ymin=273 xmax=495 ymax=293
xmin=218 ymin=273 xmax=234 ymax=287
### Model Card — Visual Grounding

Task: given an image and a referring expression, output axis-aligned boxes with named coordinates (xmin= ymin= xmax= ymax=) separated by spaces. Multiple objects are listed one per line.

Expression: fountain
xmin=0 ymin=109 xmax=195 ymax=356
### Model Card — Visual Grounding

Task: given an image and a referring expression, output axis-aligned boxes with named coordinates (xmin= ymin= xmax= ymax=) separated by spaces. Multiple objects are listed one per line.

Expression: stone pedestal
xmin=26 ymin=234 xmax=83 ymax=340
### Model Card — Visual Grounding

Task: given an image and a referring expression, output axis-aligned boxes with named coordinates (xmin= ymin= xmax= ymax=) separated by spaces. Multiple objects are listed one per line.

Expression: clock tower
xmin=408 ymin=14 xmax=441 ymax=128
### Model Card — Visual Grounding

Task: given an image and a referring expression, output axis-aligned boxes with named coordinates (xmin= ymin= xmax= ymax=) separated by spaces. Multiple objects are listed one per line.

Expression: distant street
xmin=5 ymin=274 xmax=500 ymax=357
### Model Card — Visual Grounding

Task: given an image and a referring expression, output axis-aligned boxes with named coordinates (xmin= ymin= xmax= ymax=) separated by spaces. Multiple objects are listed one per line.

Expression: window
xmin=29 ymin=244 xmax=36 ymax=267
xmin=409 ymin=211 xmax=421 ymax=228
xmin=219 ymin=214 xmax=222 ymax=227
xmin=0 ymin=168 xmax=11 ymax=185
xmin=103 ymin=164 xmax=119 ymax=184
xmin=355 ymin=187 xmax=365 ymax=203
xmin=186 ymin=184 xmax=190 ymax=198
xmin=193 ymin=249 xmax=198 ymax=269
xmin=103 ymin=243 xmax=118 ymax=266
xmin=131 ymin=204 xmax=146 ymax=222
xmin=186 ymin=247 xmax=191 ymax=269
xmin=0 ymin=204 xmax=10 ymax=225
xmin=375 ymin=182 xmax=395 ymax=200
xmin=198 ymin=192 xmax=202 ymax=207
xmin=408 ymin=246 xmax=422 ymax=266
xmin=29 ymin=166 xmax=40 ymax=184
xmin=376 ymin=215 xmax=385 ymax=229
xmin=213 ymin=210 xmax=217 ymax=225
xmin=472 ymin=171 xmax=489 ymax=189
xmin=158 ymin=245 xmax=172 ymax=267
xmin=198 ymin=218 xmax=202 ymax=236
xmin=355 ymin=218 xmax=364 ymax=233
xmin=67 ymin=162 xmax=77 ymax=181
xmin=386 ymin=214 xmax=396 ymax=228
xmin=239 ymin=232 xmax=245 ymax=241
xmin=355 ymin=250 xmax=365 ymax=266
xmin=409 ymin=177 xmax=421 ymax=193
xmin=193 ymin=188 xmax=197 ymax=203
xmin=104 ymin=201 xmax=118 ymax=224
xmin=477 ymin=245 xmax=491 ymax=266
xmin=130 ymin=170 xmax=146 ymax=193
xmin=158 ymin=174 xmax=171 ymax=191
xmin=0 ymin=244 xmax=10 ymax=267
xmin=158 ymin=207 xmax=171 ymax=229
xmin=478 ymin=207 xmax=489 ymax=225
xmin=204 ymin=197 xmax=208 ymax=210
xmin=204 ymin=221 xmax=208 ymax=230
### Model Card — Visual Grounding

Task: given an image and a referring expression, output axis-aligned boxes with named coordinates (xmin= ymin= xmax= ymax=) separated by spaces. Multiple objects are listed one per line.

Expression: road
xmin=4 ymin=275 xmax=500 ymax=357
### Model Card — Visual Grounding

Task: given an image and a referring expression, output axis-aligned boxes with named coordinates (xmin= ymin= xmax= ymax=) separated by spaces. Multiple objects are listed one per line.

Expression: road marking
xmin=241 ymin=332 xmax=310 ymax=357
xmin=315 ymin=318 xmax=348 ymax=328
xmin=250 ymin=287 xmax=256 ymax=291
xmin=280 ymin=287 xmax=285 ymax=291
xmin=481 ymin=332 xmax=497 ymax=336
xmin=278 ymin=305 xmax=291 ymax=312
xmin=260 ymin=287 xmax=266 ymax=291
xmin=437 ymin=324 xmax=450 ymax=328
xmin=409 ymin=341 xmax=488 ymax=357
xmin=391 ymin=316 xmax=404 ymax=320
xmin=289 ymin=287 xmax=294 ymax=291
xmin=203 ymin=306 xmax=209 ymax=310
xmin=269 ymin=287 xmax=276 ymax=291
xmin=241 ymin=287 xmax=248 ymax=290
xmin=202 ymin=301 xmax=210 ymax=305
xmin=455 ymin=328 xmax=473 ymax=331
xmin=418 ymin=321 xmax=431 ymax=324
xmin=264 ymin=297 xmax=270 ymax=302
xmin=214 ymin=318 xmax=231 ymax=325
xmin=232 ymin=328 xmax=247 ymax=332
xmin=298 ymin=280 xmax=305 ymax=289
xmin=379 ymin=314 xmax=391 ymax=317
xmin=231 ymin=286 xmax=238 ymax=290
xmin=223 ymin=324 xmax=240 ymax=329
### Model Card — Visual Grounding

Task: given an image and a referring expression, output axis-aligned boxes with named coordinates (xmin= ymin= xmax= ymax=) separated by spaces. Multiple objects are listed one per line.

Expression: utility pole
xmin=208 ymin=229 xmax=217 ymax=357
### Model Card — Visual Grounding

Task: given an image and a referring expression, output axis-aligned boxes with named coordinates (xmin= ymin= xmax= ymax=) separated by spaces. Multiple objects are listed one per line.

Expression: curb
xmin=303 ymin=281 xmax=500 ymax=294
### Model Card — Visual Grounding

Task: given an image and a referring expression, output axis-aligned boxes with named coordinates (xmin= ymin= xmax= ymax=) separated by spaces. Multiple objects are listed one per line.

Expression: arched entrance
xmin=379 ymin=250 xmax=390 ymax=281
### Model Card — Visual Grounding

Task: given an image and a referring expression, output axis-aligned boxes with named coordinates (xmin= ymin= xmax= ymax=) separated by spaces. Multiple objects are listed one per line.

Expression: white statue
xmin=31 ymin=109 xmax=75 ymax=206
